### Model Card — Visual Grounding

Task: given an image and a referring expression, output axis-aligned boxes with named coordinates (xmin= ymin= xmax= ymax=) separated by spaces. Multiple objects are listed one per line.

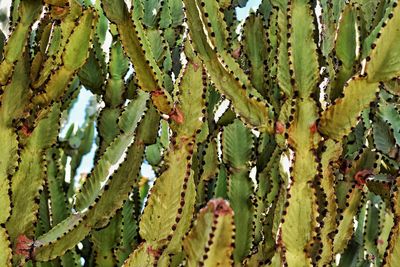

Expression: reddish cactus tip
xmin=15 ymin=235 xmax=34 ymax=259
xmin=275 ymin=121 xmax=285 ymax=134
xmin=354 ymin=169 xmax=373 ymax=188
xmin=150 ymin=90 xmax=164 ymax=97
xmin=146 ymin=245 xmax=161 ymax=258
xmin=309 ymin=122 xmax=317 ymax=134
xmin=192 ymin=62 xmax=200 ymax=72
xmin=21 ymin=123 xmax=32 ymax=137
xmin=53 ymin=6 xmax=66 ymax=14
xmin=232 ymin=47 xmax=241 ymax=59
xmin=169 ymin=107 xmax=184 ymax=124
xmin=209 ymin=198 xmax=233 ymax=216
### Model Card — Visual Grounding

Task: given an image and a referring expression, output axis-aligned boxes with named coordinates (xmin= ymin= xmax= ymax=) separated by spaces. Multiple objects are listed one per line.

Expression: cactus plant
xmin=0 ymin=0 xmax=400 ymax=266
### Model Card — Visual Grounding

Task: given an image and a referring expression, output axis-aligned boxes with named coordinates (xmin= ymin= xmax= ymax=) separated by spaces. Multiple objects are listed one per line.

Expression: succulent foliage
xmin=0 ymin=0 xmax=400 ymax=266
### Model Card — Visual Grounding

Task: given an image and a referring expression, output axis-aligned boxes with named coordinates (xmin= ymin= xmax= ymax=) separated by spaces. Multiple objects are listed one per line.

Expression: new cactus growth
xmin=0 ymin=0 xmax=400 ymax=266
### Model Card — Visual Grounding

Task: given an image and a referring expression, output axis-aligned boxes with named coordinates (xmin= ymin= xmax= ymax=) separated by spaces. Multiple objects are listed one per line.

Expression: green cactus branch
xmin=32 ymin=7 xmax=98 ymax=106
xmin=33 ymin=99 xmax=152 ymax=260
xmin=0 ymin=0 xmax=42 ymax=85
xmin=183 ymin=0 xmax=274 ymax=132
xmin=101 ymin=0 xmax=175 ymax=116
xmin=75 ymin=91 xmax=149 ymax=212
xmin=183 ymin=199 xmax=235 ymax=266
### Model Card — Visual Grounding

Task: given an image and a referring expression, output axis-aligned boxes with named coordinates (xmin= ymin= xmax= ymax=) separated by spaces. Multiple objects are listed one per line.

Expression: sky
xmin=0 ymin=0 xmax=261 ymax=181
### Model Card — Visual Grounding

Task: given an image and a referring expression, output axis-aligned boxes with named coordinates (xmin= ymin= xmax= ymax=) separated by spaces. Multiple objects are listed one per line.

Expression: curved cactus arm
xmin=194 ymin=0 xmax=254 ymax=91
xmin=122 ymin=243 xmax=157 ymax=266
xmin=333 ymin=148 xmax=380 ymax=255
xmin=335 ymin=3 xmax=359 ymax=65
xmin=138 ymin=138 xmax=196 ymax=248
xmin=319 ymin=77 xmax=379 ymax=141
xmin=195 ymin=0 xmax=261 ymax=97
xmin=101 ymin=0 xmax=174 ymax=115
xmin=222 ymin=119 xmax=254 ymax=262
xmin=382 ymin=180 xmax=400 ymax=266
xmin=373 ymin=114 xmax=397 ymax=156
xmin=32 ymin=8 xmax=98 ymax=106
xmin=247 ymin=148 xmax=281 ymax=265
xmin=275 ymin=3 xmax=292 ymax=98
xmin=330 ymin=3 xmax=359 ymax=100
xmin=317 ymin=140 xmax=342 ymax=266
xmin=242 ymin=13 xmax=269 ymax=98
xmin=333 ymin=187 xmax=363 ymax=254
xmin=33 ymin=116 xmax=150 ymax=261
xmin=0 ymin=52 xmax=31 ymax=224
xmin=197 ymin=0 xmax=229 ymax=51
xmin=264 ymin=9 xmax=281 ymax=112
xmin=115 ymin=198 xmax=140 ymax=264
xmin=75 ymin=91 xmax=149 ymax=211
xmin=378 ymin=202 xmax=394 ymax=259
xmin=365 ymin=2 xmax=400 ymax=82
xmin=337 ymin=205 xmax=367 ymax=266
xmin=183 ymin=0 xmax=273 ymax=132
xmin=170 ymin=51 xmax=206 ymax=137
xmin=355 ymin=0 xmax=387 ymax=37
xmin=31 ymin=23 xmax=62 ymax=89
xmin=32 ymin=2 xmax=84 ymax=89
xmin=157 ymin=174 xmax=196 ymax=265
xmin=183 ymin=199 xmax=235 ymax=267
xmin=196 ymin=136 xmax=219 ymax=209
xmin=97 ymin=107 xmax=121 ymax=154
xmin=93 ymin=0 xmax=108 ymax=44
xmin=135 ymin=50 xmax=206 ymax=264
xmin=288 ymin=0 xmax=319 ymax=98
xmin=0 ymin=52 xmax=31 ymax=125
xmin=281 ymin=96 xmax=320 ymax=266
xmin=0 ymin=127 xmax=17 ymax=224
xmin=377 ymin=189 xmax=400 ymax=267
xmin=32 ymin=212 xmax=89 ymax=261
xmin=6 ymin=102 xmax=61 ymax=244
xmin=378 ymin=98 xmax=400 ymax=145
xmin=105 ymin=38 xmax=129 ymax=107
xmin=200 ymin=138 xmax=218 ymax=184
xmin=363 ymin=194 xmax=381 ymax=261
xmin=0 ymin=0 xmax=42 ymax=85
xmin=46 ymin=149 xmax=70 ymax=226
xmin=36 ymin=190 xmax=51 ymax=238
xmin=78 ymin=36 xmax=107 ymax=95
xmin=214 ymin=163 xmax=228 ymax=199
xmin=91 ymin=215 xmax=120 ymax=266
xmin=135 ymin=138 xmax=196 ymax=264
xmin=46 ymin=148 xmax=81 ymax=266
xmin=319 ymin=0 xmax=341 ymax=57
xmin=97 ymin=38 xmax=129 ymax=155
xmin=0 ymin=225 xmax=12 ymax=266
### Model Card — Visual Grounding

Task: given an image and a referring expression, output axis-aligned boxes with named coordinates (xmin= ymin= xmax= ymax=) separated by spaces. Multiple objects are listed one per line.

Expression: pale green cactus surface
xmin=0 ymin=0 xmax=400 ymax=266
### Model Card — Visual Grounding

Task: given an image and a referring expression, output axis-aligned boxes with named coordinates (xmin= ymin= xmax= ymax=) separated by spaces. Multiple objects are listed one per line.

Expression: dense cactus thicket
xmin=0 ymin=0 xmax=400 ymax=266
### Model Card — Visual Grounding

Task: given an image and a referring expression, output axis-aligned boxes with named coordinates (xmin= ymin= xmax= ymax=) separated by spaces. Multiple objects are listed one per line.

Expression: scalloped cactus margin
xmin=0 ymin=0 xmax=400 ymax=266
